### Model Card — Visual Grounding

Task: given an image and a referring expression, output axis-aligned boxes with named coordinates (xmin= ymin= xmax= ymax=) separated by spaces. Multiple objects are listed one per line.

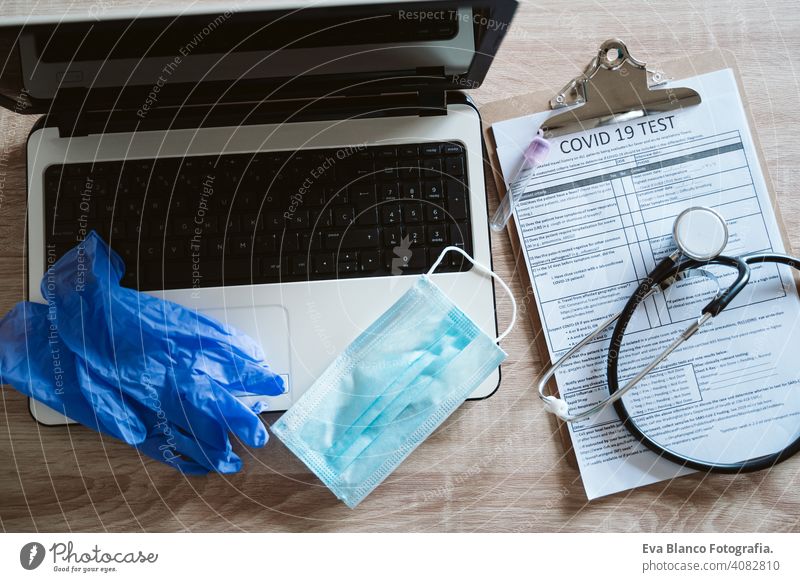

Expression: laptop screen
xmin=0 ymin=1 xmax=517 ymax=114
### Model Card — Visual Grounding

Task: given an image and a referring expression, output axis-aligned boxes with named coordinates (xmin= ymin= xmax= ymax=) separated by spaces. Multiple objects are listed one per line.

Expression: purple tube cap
xmin=523 ymin=136 xmax=551 ymax=166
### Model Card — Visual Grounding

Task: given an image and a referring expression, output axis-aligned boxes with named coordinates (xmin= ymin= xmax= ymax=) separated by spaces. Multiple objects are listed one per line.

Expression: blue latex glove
xmin=0 ymin=232 xmax=285 ymax=473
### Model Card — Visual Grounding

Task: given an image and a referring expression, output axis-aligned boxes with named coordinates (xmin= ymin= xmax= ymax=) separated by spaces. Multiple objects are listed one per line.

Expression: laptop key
xmin=349 ymin=184 xmax=377 ymax=209
xmin=404 ymin=225 xmax=424 ymax=246
xmin=338 ymin=261 xmax=359 ymax=274
xmin=445 ymin=157 xmax=464 ymax=176
xmin=378 ymin=182 xmax=399 ymax=200
xmin=423 ymin=181 xmax=443 ymax=201
xmin=400 ymin=181 xmax=421 ymax=198
xmin=334 ymin=207 xmax=355 ymax=227
xmin=262 ymin=257 xmax=282 ymax=279
xmin=402 ymin=202 xmax=422 ymax=223
xmin=381 ymin=204 xmax=402 ymax=225
xmin=314 ymin=253 xmax=335 ymax=274
xmin=360 ymin=250 xmax=380 ymax=272
xmin=290 ymin=255 xmax=310 ymax=277
xmin=384 ymin=226 xmax=402 ymax=247
xmin=443 ymin=143 xmax=464 ymax=155
xmin=426 ymin=206 xmax=445 ymax=222
xmin=354 ymin=207 xmax=379 ymax=226
xmin=341 ymin=227 xmax=380 ymax=249
xmin=450 ymin=222 xmax=470 ymax=246
xmin=428 ymin=226 xmax=447 ymax=246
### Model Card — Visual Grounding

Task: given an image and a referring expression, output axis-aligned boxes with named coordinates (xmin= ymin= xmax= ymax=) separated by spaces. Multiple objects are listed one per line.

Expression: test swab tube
xmin=490 ymin=134 xmax=550 ymax=231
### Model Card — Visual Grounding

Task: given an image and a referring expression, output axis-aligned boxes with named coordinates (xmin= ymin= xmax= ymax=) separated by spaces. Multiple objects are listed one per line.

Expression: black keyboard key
xmin=405 ymin=225 xmax=424 ymax=246
xmin=349 ymin=184 xmax=377 ymax=209
xmin=406 ymin=249 xmax=426 ymax=270
xmin=423 ymin=181 xmax=443 ymax=201
xmin=445 ymin=157 xmax=464 ymax=176
xmin=334 ymin=207 xmax=355 ymax=227
xmin=421 ymin=143 xmax=441 ymax=156
xmin=230 ymin=237 xmax=253 ymax=256
xmin=322 ymin=231 xmax=343 ymax=250
xmin=341 ymin=227 xmax=380 ymax=249
xmin=399 ymin=145 xmax=419 ymax=157
xmin=450 ymin=223 xmax=470 ymax=246
xmin=314 ymin=253 xmax=335 ymax=274
xmin=375 ymin=146 xmax=398 ymax=159
xmin=426 ymin=206 xmax=445 ymax=222
xmin=428 ymin=226 xmax=447 ymax=246
xmin=281 ymin=232 xmax=300 ymax=253
xmin=49 ymin=222 xmax=78 ymax=242
xmin=421 ymin=158 xmax=442 ymax=176
xmin=165 ymin=241 xmax=185 ymax=259
xmin=300 ymin=231 xmax=322 ymax=252
xmin=377 ymin=163 xmax=398 ymax=179
xmin=443 ymin=143 xmax=464 ymax=155
xmin=381 ymin=204 xmax=402 ymax=225
xmin=266 ymin=212 xmax=287 ymax=230
xmin=402 ymin=203 xmax=423 ymax=223
xmin=354 ymin=207 xmax=378 ymax=226
xmin=360 ymin=250 xmax=380 ymax=272
xmin=384 ymin=226 xmax=402 ymax=247
xmin=171 ymin=216 xmax=194 ymax=236
xmin=289 ymin=210 xmax=311 ymax=229
xmin=129 ymin=221 xmax=148 ymax=238
xmin=262 ymin=257 xmax=282 ymax=279
xmin=290 ymin=255 xmax=310 ymax=277
xmin=378 ymin=182 xmax=399 ymax=200
xmin=398 ymin=164 xmax=419 ymax=180
xmin=338 ymin=261 xmax=358 ymax=274
xmin=224 ymin=215 xmax=242 ymax=233
xmin=111 ymin=222 xmax=127 ymax=239
xmin=222 ymin=258 xmax=258 ymax=281
xmin=446 ymin=183 xmax=468 ymax=220
xmin=114 ymin=242 xmax=137 ymax=263
xmin=400 ymin=182 xmax=421 ymax=199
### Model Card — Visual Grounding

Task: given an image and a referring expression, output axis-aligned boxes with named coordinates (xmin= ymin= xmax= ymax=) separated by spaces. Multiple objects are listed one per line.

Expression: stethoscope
xmin=537 ymin=206 xmax=800 ymax=472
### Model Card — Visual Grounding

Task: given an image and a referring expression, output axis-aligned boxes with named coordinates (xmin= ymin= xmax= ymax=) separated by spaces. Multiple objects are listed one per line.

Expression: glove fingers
xmin=197 ymin=351 xmax=285 ymax=396
xmin=139 ymin=419 xmax=243 ymax=474
xmin=205 ymin=382 xmax=270 ymax=448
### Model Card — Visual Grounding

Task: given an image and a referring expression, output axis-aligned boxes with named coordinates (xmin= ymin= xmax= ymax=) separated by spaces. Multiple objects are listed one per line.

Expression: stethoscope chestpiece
xmin=672 ymin=206 xmax=729 ymax=261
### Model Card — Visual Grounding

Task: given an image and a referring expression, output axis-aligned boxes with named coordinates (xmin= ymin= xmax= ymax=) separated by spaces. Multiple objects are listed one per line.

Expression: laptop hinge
xmin=55 ymin=90 xmax=450 ymax=137
xmin=417 ymin=90 xmax=447 ymax=117
xmin=415 ymin=66 xmax=447 ymax=117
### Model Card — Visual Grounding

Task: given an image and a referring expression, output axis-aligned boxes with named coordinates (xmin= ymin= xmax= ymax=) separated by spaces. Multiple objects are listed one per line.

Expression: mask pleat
xmin=323 ymin=313 xmax=473 ymax=472
xmin=300 ymin=306 xmax=459 ymax=457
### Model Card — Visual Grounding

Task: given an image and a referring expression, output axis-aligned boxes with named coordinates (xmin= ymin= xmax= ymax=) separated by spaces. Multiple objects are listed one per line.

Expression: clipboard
xmin=479 ymin=41 xmax=794 ymax=463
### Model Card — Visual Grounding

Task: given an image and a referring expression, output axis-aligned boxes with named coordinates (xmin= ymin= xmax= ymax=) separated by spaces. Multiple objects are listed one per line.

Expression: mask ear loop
xmin=427 ymin=246 xmax=517 ymax=343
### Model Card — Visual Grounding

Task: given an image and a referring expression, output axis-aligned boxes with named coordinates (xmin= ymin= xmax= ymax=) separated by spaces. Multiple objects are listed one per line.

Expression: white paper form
xmin=493 ymin=69 xmax=800 ymax=499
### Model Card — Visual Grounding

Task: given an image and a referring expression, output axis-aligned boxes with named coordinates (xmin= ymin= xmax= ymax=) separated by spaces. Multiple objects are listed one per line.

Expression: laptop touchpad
xmin=201 ymin=305 xmax=291 ymax=399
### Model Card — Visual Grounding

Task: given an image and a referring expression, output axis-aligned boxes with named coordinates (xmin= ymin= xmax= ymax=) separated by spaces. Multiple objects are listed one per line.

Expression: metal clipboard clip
xmin=542 ymin=39 xmax=702 ymax=137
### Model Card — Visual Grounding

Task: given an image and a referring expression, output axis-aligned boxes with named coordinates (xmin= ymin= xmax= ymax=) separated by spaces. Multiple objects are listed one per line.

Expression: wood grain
xmin=1 ymin=0 xmax=799 ymax=532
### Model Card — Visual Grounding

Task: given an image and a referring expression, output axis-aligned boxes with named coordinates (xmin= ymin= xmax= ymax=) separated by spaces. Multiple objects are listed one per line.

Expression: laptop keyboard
xmin=43 ymin=142 xmax=473 ymax=291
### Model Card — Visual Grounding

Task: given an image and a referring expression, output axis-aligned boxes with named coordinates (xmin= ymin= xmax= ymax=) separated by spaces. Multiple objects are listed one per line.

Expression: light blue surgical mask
xmin=271 ymin=247 xmax=516 ymax=508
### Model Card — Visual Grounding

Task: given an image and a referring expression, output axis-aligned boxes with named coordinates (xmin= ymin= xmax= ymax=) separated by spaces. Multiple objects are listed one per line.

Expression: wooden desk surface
xmin=2 ymin=0 xmax=799 ymax=532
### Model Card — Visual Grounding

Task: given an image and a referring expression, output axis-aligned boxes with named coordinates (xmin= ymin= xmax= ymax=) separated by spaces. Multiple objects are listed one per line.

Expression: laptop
xmin=0 ymin=0 xmax=518 ymax=425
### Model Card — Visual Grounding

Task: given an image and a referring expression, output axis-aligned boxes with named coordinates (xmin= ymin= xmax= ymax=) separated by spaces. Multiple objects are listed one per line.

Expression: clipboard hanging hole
xmin=605 ymin=47 xmax=621 ymax=65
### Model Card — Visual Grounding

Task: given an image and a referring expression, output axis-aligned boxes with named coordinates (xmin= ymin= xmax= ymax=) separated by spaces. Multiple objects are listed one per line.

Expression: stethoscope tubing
xmin=608 ymin=252 xmax=800 ymax=473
